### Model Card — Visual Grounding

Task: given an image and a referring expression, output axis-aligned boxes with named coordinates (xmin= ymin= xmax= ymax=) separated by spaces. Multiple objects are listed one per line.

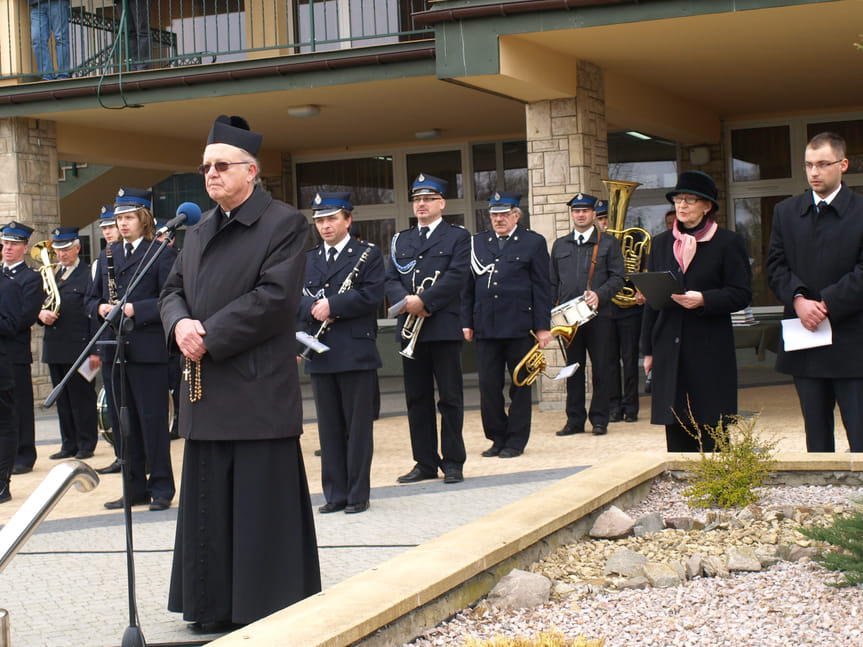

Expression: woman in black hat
xmin=641 ymin=170 xmax=752 ymax=451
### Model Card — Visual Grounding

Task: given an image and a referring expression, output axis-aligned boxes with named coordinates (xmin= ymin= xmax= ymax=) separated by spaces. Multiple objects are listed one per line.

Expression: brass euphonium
xmin=602 ymin=179 xmax=652 ymax=308
xmin=30 ymin=240 xmax=62 ymax=314
xmin=512 ymin=325 xmax=578 ymax=388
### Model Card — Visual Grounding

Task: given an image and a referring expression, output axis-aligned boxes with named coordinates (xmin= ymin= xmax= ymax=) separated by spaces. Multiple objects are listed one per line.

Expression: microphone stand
xmin=46 ymin=232 xmax=177 ymax=647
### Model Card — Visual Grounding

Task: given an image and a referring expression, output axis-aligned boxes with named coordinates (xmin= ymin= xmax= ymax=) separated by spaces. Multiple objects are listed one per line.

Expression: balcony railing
xmin=0 ymin=0 xmax=432 ymax=83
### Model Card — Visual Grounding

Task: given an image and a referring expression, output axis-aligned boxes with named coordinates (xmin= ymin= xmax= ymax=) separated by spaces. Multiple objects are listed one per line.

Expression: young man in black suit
xmin=386 ymin=173 xmax=470 ymax=484
xmin=299 ymin=192 xmax=384 ymax=514
xmin=767 ymin=131 xmax=863 ymax=452
xmin=38 ymin=228 xmax=99 ymax=461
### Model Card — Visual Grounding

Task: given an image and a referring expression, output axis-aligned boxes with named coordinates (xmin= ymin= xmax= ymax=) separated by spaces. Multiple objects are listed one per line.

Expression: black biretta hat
xmin=207 ymin=115 xmax=263 ymax=157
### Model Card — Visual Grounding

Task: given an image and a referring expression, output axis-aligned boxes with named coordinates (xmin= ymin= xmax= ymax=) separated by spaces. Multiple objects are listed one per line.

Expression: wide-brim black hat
xmin=665 ymin=170 xmax=719 ymax=211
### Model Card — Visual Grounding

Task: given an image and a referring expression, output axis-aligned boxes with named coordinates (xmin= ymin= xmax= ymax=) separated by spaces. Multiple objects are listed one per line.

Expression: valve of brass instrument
xmin=31 ymin=240 xmax=62 ymax=315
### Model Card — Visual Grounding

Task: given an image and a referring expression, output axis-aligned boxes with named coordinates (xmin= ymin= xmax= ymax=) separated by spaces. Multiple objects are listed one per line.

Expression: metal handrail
xmin=0 ymin=460 xmax=99 ymax=574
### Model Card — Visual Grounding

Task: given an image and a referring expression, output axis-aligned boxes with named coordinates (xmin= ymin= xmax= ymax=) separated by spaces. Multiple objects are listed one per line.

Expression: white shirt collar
xmin=497 ymin=225 xmax=517 ymax=239
xmin=326 ymin=235 xmax=351 ymax=260
xmin=574 ymin=226 xmax=594 ymax=243
xmin=4 ymin=260 xmax=24 ymax=270
xmin=814 ymin=185 xmax=842 ymax=206
xmin=124 ymin=237 xmax=144 ymax=253
xmin=420 ymin=217 xmax=443 ymax=236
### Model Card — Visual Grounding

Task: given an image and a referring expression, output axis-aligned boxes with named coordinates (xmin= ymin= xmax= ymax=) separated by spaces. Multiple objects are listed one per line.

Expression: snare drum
xmin=551 ymin=295 xmax=597 ymax=328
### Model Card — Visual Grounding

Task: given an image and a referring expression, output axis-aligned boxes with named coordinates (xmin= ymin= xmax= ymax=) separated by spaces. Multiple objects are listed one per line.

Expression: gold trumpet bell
xmin=512 ymin=325 xmax=577 ymax=388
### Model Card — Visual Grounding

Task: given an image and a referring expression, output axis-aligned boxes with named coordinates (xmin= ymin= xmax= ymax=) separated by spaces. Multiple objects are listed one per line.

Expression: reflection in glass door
xmin=733 ymin=195 xmax=789 ymax=307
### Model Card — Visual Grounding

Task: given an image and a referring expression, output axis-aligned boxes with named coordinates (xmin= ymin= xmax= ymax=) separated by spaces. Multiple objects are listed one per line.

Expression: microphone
xmin=156 ymin=202 xmax=202 ymax=236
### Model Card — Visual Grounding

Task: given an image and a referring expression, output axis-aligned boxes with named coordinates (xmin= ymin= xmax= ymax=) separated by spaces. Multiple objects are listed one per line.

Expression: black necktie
xmin=125 ymin=242 xmax=133 ymax=258
xmin=817 ymin=200 xmax=828 ymax=214
xmin=419 ymin=226 xmax=429 ymax=242
xmin=2 ymin=267 xmax=10 ymax=277
xmin=498 ymin=235 xmax=508 ymax=251
xmin=56 ymin=267 xmax=66 ymax=281
xmin=577 ymin=234 xmax=585 ymax=246
xmin=327 ymin=247 xmax=336 ymax=267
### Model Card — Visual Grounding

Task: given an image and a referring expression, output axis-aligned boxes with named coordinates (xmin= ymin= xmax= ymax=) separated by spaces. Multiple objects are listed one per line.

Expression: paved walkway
xmin=0 ymin=370 xmax=843 ymax=647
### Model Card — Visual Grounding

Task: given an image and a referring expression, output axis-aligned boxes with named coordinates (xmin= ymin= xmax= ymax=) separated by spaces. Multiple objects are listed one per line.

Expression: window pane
xmin=296 ymin=157 xmax=394 ymax=209
xmin=731 ymin=126 xmax=791 ymax=181
xmin=406 ymin=151 xmax=463 ymax=199
xmin=608 ymin=131 xmax=677 ymax=188
xmin=622 ymin=204 xmax=675 ymax=237
xmin=734 ymin=195 xmax=788 ymax=307
xmin=502 ymin=141 xmax=528 ymax=195
xmin=472 ymin=143 xmax=497 ymax=200
xmin=807 ymin=120 xmax=863 ymax=174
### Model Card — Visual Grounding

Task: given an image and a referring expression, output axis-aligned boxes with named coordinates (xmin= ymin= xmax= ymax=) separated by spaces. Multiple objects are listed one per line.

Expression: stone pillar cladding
xmin=0 ymin=117 xmax=61 ymax=410
xmin=679 ymin=142 xmax=728 ymax=228
xmin=526 ymin=61 xmax=608 ymax=411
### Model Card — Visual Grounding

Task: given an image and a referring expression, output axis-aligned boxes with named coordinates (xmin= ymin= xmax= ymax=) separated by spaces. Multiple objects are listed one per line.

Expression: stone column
xmin=0 ymin=117 xmax=62 ymax=410
xmin=525 ymin=60 xmax=608 ymax=410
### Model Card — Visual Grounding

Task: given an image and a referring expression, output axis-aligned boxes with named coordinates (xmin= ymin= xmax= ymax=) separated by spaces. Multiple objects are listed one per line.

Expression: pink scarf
xmin=672 ymin=218 xmax=717 ymax=273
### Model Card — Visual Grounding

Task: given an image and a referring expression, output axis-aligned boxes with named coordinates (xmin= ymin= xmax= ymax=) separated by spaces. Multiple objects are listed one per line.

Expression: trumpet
xmin=30 ymin=240 xmax=61 ymax=314
xmin=512 ymin=325 xmax=579 ymax=387
xmin=399 ymin=271 xmax=440 ymax=360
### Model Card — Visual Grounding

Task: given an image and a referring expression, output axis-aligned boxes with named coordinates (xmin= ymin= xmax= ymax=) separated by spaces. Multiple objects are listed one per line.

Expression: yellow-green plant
xmin=464 ymin=630 xmax=605 ymax=647
xmin=680 ymin=413 xmax=777 ymax=509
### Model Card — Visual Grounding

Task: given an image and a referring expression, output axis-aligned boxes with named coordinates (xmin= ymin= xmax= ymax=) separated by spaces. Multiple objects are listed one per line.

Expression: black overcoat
xmin=298 ymin=237 xmax=384 ymax=373
xmin=641 ymin=227 xmax=752 ymax=426
xmin=462 ymin=225 xmax=552 ymax=339
xmin=159 ymin=186 xmax=307 ymax=441
xmin=766 ymin=185 xmax=863 ymax=378
xmin=549 ymin=229 xmax=625 ymax=317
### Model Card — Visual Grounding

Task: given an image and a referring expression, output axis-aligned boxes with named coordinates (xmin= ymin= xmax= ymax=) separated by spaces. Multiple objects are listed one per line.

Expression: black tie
xmin=419 ymin=226 xmax=429 ymax=242
xmin=817 ymin=200 xmax=828 ymax=214
xmin=498 ymin=235 xmax=508 ymax=251
xmin=327 ymin=247 xmax=336 ymax=267
xmin=577 ymin=234 xmax=585 ymax=246
xmin=125 ymin=242 xmax=133 ymax=258
xmin=2 ymin=267 xmax=10 ymax=277
xmin=56 ymin=267 xmax=66 ymax=281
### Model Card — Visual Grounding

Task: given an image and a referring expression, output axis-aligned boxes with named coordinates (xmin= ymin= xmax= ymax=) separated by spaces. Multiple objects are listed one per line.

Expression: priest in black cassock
xmin=160 ymin=115 xmax=321 ymax=634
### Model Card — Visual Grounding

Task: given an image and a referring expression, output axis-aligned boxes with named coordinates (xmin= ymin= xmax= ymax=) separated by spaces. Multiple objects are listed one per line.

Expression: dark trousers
xmin=565 ymin=318 xmax=613 ymax=428
xmin=794 ymin=376 xmax=863 ymax=452
xmin=609 ymin=313 xmax=641 ymax=417
xmin=476 ymin=336 xmax=534 ymax=451
xmin=13 ymin=363 xmax=35 ymax=468
xmin=311 ymin=369 xmax=377 ymax=506
xmin=49 ymin=363 xmax=99 ymax=455
xmin=103 ymin=361 xmax=174 ymax=500
xmin=0 ymin=379 xmax=17 ymax=482
xmin=665 ymin=421 xmax=717 ymax=453
xmin=402 ymin=340 xmax=465 ymax=474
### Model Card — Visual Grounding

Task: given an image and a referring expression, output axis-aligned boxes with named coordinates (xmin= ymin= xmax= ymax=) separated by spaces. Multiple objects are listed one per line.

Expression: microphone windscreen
xmin=176 ymin=202 xmax=203 ymax=226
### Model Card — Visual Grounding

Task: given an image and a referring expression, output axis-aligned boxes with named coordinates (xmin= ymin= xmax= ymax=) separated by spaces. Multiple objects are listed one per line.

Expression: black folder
xmin=629 ymin=271 xmax=683 ymax=309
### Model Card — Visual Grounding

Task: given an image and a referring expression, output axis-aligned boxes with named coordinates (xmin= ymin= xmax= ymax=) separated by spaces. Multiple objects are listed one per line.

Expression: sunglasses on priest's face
xmin=197 ymin=161 xmax=251 ymax=175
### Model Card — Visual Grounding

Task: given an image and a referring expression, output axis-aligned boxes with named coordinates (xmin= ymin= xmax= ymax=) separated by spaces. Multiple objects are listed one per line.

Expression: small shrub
xmin=680 ymin=413 xmax=777 ymax=509
xmin=464 ymin=630 xmax=605 ymax=647
xmin=800 ymin=496 xmax=863 ymax=587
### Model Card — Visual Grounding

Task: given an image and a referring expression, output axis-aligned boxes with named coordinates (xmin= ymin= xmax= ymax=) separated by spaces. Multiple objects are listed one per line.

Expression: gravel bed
xmin=405 ymin=474 xmax=863 ymax=647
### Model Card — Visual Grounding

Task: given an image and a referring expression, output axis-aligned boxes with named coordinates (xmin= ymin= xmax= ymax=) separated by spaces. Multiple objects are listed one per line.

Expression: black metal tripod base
xmin=121 ymin=624 xmax=146 ymax=647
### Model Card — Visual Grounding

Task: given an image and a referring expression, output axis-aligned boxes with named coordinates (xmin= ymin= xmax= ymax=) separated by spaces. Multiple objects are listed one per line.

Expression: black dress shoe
xmin=345 ymin=501 xmax=370 ymax=514
xmin=397 ymin=466 xmax=437 ymax=484
xmin=623 ymin=413 xmax=638 ymax=423
xmin=188 ymin=620 xmax=238 ymax=634
xmin=556 ymin=425 xmax=584 ymax=436
xmin=49 ymin=450 xmax=75 ymax=460
xmin=443 ymin=468 xmax=463 ymax=484
xmin=609 ymin=411 xmax=623 ymax=423
xmin=592 ymin=426 xmax=608 ymax=435
xmin=149 ymin=497 xmax=171 ymax=511
xmin=11 ymin=464 xmax=32 ymax=475
xmin=74 ymin=450 xmax=94 ymax=459
xmin=318 ymin=501 xmax=346 ymax=513
xmin=104 ymin=496 xmax=149 ymax=510
xmin=96 ymin=460 xmax=121 ymax=475
xmin=481 ymin=445 xmax=502 ymax=457
xmin=498 ymin=447 xmax=523 ymax=458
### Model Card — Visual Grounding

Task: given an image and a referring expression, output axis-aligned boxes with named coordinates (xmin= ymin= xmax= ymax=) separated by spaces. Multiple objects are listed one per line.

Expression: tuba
xmin=30 ymin=240 xmax=62 ymax=314
xmin=512 ymin=325 xmax=578 ymax=388
xmin=602 ymin=179 xmax=651 ymax=308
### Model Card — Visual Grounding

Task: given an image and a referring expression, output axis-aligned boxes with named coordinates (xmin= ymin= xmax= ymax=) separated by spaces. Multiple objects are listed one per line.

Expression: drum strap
xmin=586 ymin=230 xmax=600 ymax=291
